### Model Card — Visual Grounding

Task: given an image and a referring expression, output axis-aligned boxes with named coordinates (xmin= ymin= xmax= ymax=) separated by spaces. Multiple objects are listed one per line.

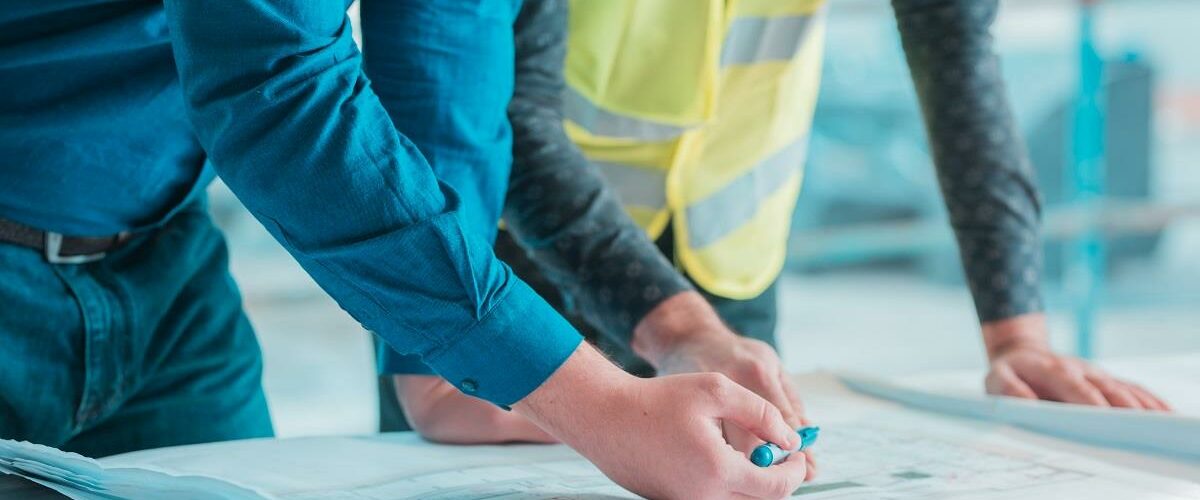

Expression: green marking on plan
xmin=792 ymin=481 xmax=865 ymax=496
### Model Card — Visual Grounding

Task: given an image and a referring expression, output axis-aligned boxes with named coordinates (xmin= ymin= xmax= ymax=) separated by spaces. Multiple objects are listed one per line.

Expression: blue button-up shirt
xmin=0 ymin=0 xmax=582 ymax=407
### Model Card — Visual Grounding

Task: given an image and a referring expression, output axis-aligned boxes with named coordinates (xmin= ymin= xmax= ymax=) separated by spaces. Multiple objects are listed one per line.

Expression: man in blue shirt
xmin=0 ymin=1 xmax=810 ymax=498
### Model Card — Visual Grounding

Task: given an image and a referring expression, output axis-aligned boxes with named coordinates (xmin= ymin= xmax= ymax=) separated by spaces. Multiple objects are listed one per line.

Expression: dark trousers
xmin=379 ymin=228 xmax=778 ymax=432
xmin=0 ymin=204 xmax=273 ymax=456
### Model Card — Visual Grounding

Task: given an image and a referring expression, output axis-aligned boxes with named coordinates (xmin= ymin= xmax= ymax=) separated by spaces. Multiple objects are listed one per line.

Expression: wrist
xmin=630 ymin=291 xmax=732 ymax=367
xmin=512 ymin=344 xmax=634 ymax=439
xmin=981 ymin=312 xmax=1051 ymax=360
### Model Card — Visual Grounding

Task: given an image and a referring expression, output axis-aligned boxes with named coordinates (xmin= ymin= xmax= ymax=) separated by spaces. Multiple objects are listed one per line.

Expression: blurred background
xmin=206 ymin=0 xmax=1200 ymax=437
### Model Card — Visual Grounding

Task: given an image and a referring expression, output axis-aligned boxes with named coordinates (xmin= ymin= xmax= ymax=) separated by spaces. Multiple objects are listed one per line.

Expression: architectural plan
xmin=3 ymin=373 xmax=1198 ymax=499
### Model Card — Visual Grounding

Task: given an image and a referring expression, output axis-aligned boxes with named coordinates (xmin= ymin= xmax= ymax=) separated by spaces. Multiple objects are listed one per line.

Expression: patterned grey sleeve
xmin=502 ymin=0 xmax=694 ymax=343
xmin=892 ymin=0 xmax=1046 ymax=322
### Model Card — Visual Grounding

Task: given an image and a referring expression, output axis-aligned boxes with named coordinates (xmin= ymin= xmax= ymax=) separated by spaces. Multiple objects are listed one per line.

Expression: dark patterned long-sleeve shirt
xmin=893 ymin=0 xmax=1045 ymax=321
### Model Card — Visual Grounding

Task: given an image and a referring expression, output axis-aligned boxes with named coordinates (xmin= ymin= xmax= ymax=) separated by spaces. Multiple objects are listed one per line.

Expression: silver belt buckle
xmin=44 ymin=232 xmax=107 ymax=264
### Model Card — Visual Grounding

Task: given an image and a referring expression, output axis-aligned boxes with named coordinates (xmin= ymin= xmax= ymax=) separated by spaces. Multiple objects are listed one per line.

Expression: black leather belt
xmin=0 ymin=217 xmax=131 ymax=264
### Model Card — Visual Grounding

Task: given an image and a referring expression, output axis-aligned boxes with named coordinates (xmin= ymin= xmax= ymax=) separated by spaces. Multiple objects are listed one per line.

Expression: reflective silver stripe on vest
xmin=564 ymin=87 xmax=691 ymax=142
xmin=591 ymin=159 xmax=667 ymax=209
xmin=720 ymin=14 xmax=819 ymax=66
xmin=685 ymin=138 xmax=808 ymax=248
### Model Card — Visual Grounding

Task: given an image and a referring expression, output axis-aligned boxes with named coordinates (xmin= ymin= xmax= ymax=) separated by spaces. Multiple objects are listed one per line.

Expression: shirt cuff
xmin=420 ymin=277 xmax=583 ymax=408
xmin=378 ymin=349 xmax=436 ymax=376
xmin=959 ymin=236 xmax=1045 ymax=322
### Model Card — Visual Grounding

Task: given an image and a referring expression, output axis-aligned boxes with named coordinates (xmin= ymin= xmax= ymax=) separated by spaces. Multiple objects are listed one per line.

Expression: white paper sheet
xmin=790 ymin=422 xmax=1197 ymax=499
xmin=0 ymin=438 xmax=266 ymax=499
xmin=841 ymin=368 xmax=1200 ymax=461
xmin=5 ymin=372 xmax=1199 ymax=499
xmin=95 ymin=421 xmax=1200 ymax=500
xmin=108 ymin=435 xmax=626 ymax=499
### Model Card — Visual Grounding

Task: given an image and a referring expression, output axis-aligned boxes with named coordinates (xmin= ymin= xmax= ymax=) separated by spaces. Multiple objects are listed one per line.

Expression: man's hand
xmin=983 ymin=313 xmax=1171 ymax=411
xmin=394 ymin=375 xmax=558 ymax=444
xmin=629 ymin=292 xmax=816 ymax=478
xmin=631 ymin=292 xmax=806 ymax=428
xmin=516 ymin=342 xmax=806 ymax=498
xmin=516 ymin=344 xmax=809 ymax=500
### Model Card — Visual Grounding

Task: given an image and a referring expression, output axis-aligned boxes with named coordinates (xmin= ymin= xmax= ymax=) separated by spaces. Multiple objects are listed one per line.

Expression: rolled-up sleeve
xmin=161 ymin=0 xmax=581 ymax=406
xmin=892 ymin=0 xmax=1045 ymax=322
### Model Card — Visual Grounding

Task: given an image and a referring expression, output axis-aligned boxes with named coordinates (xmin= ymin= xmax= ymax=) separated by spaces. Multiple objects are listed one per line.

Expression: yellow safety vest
xmin=564 ymin=0 xmax=827 ymax=299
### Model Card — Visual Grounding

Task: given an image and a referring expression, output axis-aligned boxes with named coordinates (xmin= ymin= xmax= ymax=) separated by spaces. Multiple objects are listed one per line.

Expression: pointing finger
xmin=1033 ymin=360 xmax=1109 ymax=406
xmin=757 ymin=368 xmax=799 ymax=429
xmin=1052 ymin=374 xmax=1110 ymax=407
xmin=1126 ymin=382 xmax=1172 ymax=412
xmin=781 ymin=374 xmax=809 ymax=427
xmin=1085 ymin=373 xmax=1142 ymax=409
xmin=707 ymin=376 xmax=799 ymax=451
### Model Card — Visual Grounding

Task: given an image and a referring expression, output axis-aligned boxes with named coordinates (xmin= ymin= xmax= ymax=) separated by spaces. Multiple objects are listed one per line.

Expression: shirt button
xmin=460 ymin=378 xmax=478 ymax=394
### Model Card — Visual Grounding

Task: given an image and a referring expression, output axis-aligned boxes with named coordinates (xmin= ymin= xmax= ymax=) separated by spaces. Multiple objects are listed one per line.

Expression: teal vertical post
xmin=1067 ymin=0 xmax=1106 ymax=359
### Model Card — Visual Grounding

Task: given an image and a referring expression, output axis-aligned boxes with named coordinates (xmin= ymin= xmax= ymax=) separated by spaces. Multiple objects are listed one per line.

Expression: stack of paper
xmin=0 ymin=439 xmax=266 ymax=499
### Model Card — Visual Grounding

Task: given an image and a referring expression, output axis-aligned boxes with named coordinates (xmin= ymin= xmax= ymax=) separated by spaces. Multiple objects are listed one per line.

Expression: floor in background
xmin=775 ymin=269 xmax=1200 ymax=378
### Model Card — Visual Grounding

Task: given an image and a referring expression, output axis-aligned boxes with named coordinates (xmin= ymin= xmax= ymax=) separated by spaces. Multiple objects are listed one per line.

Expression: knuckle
xmin=1050 ymin=359 xmax=1077 ymax=377
xmin=741 ymin=362 xmax=772 ymax=385
xmin=760 ymin=397 xmax=782 ymax=422
xmin=697 ymin=373 xmax=731 ymax=398
xmin=1068 ymin=379 xmax=1097 ymax=395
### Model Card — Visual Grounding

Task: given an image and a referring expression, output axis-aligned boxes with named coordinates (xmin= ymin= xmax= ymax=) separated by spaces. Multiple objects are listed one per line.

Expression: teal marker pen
xmin=750 ymin=426 xmax=820 ymax=467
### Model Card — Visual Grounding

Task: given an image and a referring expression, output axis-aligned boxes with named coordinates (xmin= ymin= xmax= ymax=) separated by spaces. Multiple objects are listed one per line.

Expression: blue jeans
xmin=0 ymin=203 xmax=273 ymax=457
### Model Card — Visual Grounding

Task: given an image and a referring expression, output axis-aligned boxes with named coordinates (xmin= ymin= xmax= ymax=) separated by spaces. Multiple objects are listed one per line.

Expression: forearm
xmin=395 ymin=375 xmax=556 ymax=444
xmin=892 ymin=0 xmax=1045 ymax=323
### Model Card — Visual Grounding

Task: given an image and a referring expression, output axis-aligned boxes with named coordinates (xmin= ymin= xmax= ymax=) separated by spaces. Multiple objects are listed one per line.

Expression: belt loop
xmin=45 ymin=232 xmax=107 ymax=265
